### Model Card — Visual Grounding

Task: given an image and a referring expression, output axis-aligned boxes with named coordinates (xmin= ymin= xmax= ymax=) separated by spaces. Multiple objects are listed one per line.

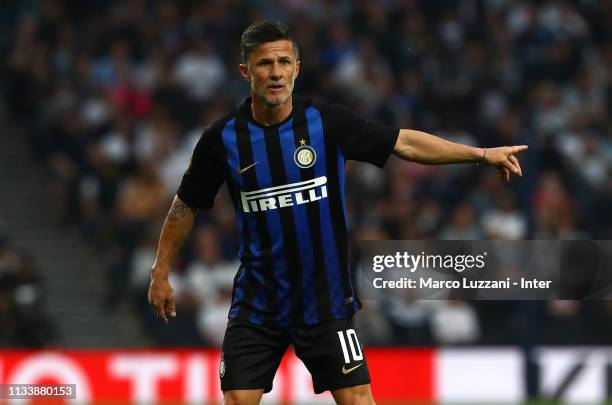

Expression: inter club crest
xmin=294 ymin=139 xmax=316 ymax=169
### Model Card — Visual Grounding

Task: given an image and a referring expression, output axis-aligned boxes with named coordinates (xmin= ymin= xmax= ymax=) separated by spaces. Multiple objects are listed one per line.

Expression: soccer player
xmin=148 ymin=20 xmax=527 ymax=405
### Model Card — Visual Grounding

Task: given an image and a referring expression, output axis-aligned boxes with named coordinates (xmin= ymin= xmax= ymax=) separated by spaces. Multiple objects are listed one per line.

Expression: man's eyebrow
xmin=255 ymin=55 xmax=293 ymax=63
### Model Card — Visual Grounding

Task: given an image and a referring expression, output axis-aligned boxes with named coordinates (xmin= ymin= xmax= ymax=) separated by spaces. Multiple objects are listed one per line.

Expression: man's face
xmin=240 ymin=40 xmax=300 ymax=107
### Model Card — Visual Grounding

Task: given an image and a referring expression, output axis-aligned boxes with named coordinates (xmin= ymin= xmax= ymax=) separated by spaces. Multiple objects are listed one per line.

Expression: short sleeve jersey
xmin=178 ymin=95 xmax=398 ymax=327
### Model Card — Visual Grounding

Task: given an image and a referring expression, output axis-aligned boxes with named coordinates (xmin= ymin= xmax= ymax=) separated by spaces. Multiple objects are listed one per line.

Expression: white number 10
xmin=337 ymin=329 xmax=363 ymax=363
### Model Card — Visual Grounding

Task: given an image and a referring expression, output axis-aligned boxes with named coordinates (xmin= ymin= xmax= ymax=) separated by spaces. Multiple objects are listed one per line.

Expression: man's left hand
xmin=485 ymin=145 xmax=528 ymax=182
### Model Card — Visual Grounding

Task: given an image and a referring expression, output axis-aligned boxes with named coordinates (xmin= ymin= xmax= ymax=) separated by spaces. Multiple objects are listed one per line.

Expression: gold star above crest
xmin=299 ymin=139 xmax=306 ymax=146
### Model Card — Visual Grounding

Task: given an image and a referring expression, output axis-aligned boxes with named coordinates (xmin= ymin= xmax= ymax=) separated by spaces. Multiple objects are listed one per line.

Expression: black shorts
xmin=220 ymin=316 xmax=370 ymax=394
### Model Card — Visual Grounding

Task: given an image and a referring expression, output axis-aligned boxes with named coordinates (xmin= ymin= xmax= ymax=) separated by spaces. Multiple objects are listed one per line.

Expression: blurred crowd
xmin=1 ymin=0 xmax=612 ymax=347
xmin=0 ymin=236 xmax=56 ymax=347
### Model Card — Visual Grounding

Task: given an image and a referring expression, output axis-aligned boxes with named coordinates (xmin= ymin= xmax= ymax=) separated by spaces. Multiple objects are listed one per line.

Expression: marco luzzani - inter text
xmin=371 ymin=252 xmax=552 ymax=290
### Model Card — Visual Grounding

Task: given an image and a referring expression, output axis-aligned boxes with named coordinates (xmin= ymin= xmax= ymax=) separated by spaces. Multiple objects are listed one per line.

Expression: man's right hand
xmin=148 ymin=268 xmax=176 ymax=324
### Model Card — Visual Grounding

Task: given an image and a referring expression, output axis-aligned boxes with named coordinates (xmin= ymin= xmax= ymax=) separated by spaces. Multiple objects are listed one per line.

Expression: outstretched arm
xmin=148 ymin=195 xmax=197 ymax=323
xmin=392 ymin=129 xmax=528 ymax=181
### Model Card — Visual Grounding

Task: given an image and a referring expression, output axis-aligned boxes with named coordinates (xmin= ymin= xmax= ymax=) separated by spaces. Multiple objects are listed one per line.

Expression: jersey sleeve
xmin=176 ymin=128 xmax=225 ymax=209
xmin=323 ymin=103 xmax=399 ymax=168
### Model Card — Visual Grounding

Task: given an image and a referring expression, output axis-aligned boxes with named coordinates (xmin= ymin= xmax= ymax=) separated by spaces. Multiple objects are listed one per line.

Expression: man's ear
xmin=239 ymin=63 xmax=250 ymax=81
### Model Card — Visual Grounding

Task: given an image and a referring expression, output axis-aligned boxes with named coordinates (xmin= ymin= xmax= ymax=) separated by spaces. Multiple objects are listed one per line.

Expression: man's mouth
xmin=268 ymin=84 xmax=285 ymax=93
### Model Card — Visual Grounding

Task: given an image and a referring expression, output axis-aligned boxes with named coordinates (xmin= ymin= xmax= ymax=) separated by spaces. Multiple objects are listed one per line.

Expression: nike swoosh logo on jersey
xmin=237 ymin=162 xmax=258 ymax=174
xmin=341 ymin=363 xmax=363 ymax=375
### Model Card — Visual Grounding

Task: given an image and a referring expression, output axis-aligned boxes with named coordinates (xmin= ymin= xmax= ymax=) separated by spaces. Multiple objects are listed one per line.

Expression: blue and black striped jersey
xmin=178 ymin=96 xmax=398 ymax=327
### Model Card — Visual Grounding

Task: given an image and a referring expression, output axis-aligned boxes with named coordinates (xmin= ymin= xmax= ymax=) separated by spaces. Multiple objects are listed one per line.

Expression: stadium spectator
xmin=0 ymin=237 xmax=56 ymax=347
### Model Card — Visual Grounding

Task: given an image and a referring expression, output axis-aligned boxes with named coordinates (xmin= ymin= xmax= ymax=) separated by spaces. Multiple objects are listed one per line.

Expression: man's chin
xmin=260 ymin=93 xmax=291 ymax=107
xmin=262 ymin=99 xmax=281 ymax=106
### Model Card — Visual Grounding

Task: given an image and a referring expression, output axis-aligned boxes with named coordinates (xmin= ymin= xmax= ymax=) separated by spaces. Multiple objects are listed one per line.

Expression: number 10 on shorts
xmin=337 ymin=329 xmax=363 ymax=363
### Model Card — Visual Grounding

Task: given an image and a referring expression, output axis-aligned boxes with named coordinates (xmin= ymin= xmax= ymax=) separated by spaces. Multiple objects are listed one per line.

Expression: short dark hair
xmin=240 ymin=20 xmax=299 ymax=63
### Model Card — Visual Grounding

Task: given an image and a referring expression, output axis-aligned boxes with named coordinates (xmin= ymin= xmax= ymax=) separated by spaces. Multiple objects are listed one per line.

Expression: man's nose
xmin=270 ymin=62 xmax=282 ymax=79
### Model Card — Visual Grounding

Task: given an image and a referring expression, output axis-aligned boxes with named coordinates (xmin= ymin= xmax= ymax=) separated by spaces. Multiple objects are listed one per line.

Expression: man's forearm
xmin=392 ymin=129 xmax=484 ymax=164
xmin=151 ymin=196 xmax=197 ymax=278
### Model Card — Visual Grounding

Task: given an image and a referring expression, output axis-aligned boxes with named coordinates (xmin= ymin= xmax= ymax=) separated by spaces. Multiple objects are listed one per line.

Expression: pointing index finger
xmin=510 ymin=145 xmax=528 ymax=154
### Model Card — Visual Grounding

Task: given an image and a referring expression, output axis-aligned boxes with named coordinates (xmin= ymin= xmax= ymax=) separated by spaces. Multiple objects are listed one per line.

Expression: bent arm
xmin=392 ymin=129 xmax=484 ymax=164
xmin=151 ymin=195 xmax=197 ymax=278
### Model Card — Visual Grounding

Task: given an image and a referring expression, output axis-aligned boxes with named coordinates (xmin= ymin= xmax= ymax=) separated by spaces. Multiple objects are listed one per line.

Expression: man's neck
xmin=251 ymin=96 xmax=293 ymax=126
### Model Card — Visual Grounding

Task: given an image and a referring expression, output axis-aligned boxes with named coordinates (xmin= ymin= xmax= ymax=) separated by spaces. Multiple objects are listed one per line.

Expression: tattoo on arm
xmin=167 ymin=202 xmax=192 ymax=221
